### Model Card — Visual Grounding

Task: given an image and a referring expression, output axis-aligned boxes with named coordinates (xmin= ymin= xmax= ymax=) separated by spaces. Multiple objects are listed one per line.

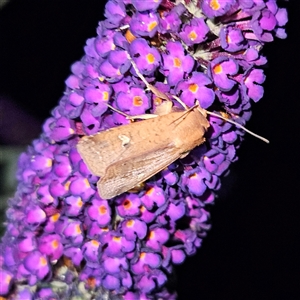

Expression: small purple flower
xmin=64 ymin=195 xmax=84 ymax=216
xmin=103 ymin=274 xmax=120 ymax=290
xmin=121 ymin=219 xmax=147 ymax=241
xmin=202 ymin=0 xmax=236 ymax=18
xmin=159 ymin=8 xmax=182 ymax=34
xmin=38 ymin=234 xmax=63 ymax=261
xmin=25 ymin=205 xmax=46 ymax=228
xmin=251 ymin=8 xmax=277 ymax=42
xmin=82 ymin=240 xmax=101 ymax=265
xmin=220 ymin=25 xmax=246 ymax=52
xmin=104 ymin=0 xmax=126 ymax=28
xmin=84 ymin=37 xmax=99 ymax=59
xmin=145 ymin=227 xmax=169 ymax=251
xmin=69 ymin=176 xmax=95 ymax=201
xmin=53 ymin=155 xmax=72 ymax=178
xmin=162 ymin=41 xmax=194 ymax=86
xmin=162 ymin=244 xmax=183 ymax=268
xmin=242 ymin=47 xmax=267 ymax=66
xmin=80 ymin=106 xmax=101 ymax=135
xmin=181 ymin=167 xmax=211 ymax=196
xmin=166 ymin=200 xmax=186 ymax=222
xmin=65 ymin=74 xmax=80 ymax=89
xmin=121 ymin=271 xmax=133 ymax=289
xmin=103 ymin=256 xmax=128 ymax=274
xmin=84 ymin=84 xmax=111 ymax=117
xmin=116 ymin=194 xmax=141 ymax=217
xmin=189 ymin=208 xmax=211 ymax=232
xmin=203 ymin=150 xmax=226 ymax=174
xmin=216 ymin=86 xmax=240 ymax=107
xmin=243 ymin=67 xmax=265 ymax=102
xmin=131 ymin=252 xmax=161 ymax=275
xmin=162 ymin=168 xmax=178 ymax=185
xmin=87 ymin=198 xmax=112 ymax=227
xmin=273 ymin=7 xmax=288 ymax=39
xmin=179 ymin=18 xmax=209 ymax=46
xmin=131 ymin=0 xmax=162 ymax=12
xmin=44 ymin=212 xmax=60 ymax=233
xmin=79 ymin=266 xmax=102 ymax=287
xmin=23 ymin=251 xmax=50 ymax=282
xmin=175 ymin=72 xmax=215 ymax=108
xmin=116 ymin=86 xmax=151 ymax=115
xmin=141 ymin=186 xmax=166 ymax=210
xmin=136 ymin=269 xmax=167 ymax=293
xmin=63 ymin=220 xmax=84 ymax=245
xmin=44 ymin=116 xmax=75 ymax=142
xmin=130 ymin=38 xmax=161 ymax=76
xmin=87 ymin=222 xmax=109 ymax=239
xmin=130 ymin=11 xmax=159 ymax=38
xmin=94 ymin=29 xmax=116 ymax=58
xmin=222 ymin=129 xmax=238 ymax=144
xmin=64 ymin=93 xmax=84 ymax=119
xmin=139 ymin=205 xmax=156 ymax=223
xmin=30 ymin=154 xmax=52 ymax=177
xmin=171 ymin=247 xmax=186 ymax=264
xmin=18 ymin=232 xmax=36 ymax=253
xmin=209 ymin=57 xmax=239 ymax=92
xmin=0 ymin=269 xmax=13 ymax=295
xmin=101 ymin=233 xmax=135 ymax=257
xmin=99 ymin=59 xmax=123 ymax=83
xmin=108 ymin=49 xmax=131 ymax=75
xmin=174 ymin=229 xmax=200 ymax=255
xmin=64 ymin=246 xmax=83 ymax=266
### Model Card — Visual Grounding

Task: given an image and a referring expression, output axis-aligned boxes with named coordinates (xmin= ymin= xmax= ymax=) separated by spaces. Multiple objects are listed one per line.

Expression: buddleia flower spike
xmin=0 ymin=0 xmax=288 ymax=299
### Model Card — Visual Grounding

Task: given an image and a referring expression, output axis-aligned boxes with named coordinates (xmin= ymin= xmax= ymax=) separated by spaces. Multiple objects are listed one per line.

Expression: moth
xmin=77 ymin=55 xmax=268 ymax=199
xmin=77 ymin=102 xmax=210 ymax=199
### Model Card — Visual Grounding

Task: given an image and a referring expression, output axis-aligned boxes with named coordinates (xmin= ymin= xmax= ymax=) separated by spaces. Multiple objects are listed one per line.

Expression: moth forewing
xmin=77 ymin=105 xmax=210 ymax=199
xmin=98 ymin=145 xmax=181 ymax=199
xmin=77 ymin=130 xmax=131 ymax=177
xmin=171 ymin=108 xmax=209 ymax=151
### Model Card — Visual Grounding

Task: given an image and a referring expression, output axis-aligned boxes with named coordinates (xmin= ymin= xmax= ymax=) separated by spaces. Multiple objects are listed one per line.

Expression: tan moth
xmin=77 ymin=54 xmax=268 ymax=199
xmin=77 ymin=102 xmax=209 ymax=199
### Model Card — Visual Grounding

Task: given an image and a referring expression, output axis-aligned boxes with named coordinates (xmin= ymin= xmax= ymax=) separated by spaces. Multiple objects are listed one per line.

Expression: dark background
xmin=0 ymin=1 xmax=299 ymax=299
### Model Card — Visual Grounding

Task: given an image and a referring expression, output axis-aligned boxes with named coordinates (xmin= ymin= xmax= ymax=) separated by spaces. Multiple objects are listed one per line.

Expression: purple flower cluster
xmin=0 ymin=0 xmax=287 ymax=298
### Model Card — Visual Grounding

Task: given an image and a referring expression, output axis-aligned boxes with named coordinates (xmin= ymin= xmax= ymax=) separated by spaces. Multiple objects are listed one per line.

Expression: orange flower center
xmin=133 ymin=96 xmax=143 ymax=106
xmin=146 ymin=53 xmax=155 ymax=64
xmin=213 ymin=64 xmax=223 ymax=74
xmin=188 ymin=83 xmax=199 ymax=93
xmin=188 ymin=31 xmax=197 ymax=41
xmin=210 ymin=0 xmax=220 ymax=10
xmin=173 ymin=57 xmax=182 ymax=68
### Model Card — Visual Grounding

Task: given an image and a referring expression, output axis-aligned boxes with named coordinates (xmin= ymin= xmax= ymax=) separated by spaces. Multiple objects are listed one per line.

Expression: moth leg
xmin=127 ymin=53 xmax=192 ymax=118
xmin=126 ymin=52 xmax=171 ymax=102
xmin=127 ymin=182 xmax=145 ymax=194
xmin=107 ymin=103 xmax=158 ymax=121
xmin=179 ymin=151 xmax=190 ymax=159
xmin=153 ymin=100 xmax=173 ymax=116
xmin=172 ymin=95 xmax=189 ymax=111
xmin=203 ymin=109 xmax=269 ymax=143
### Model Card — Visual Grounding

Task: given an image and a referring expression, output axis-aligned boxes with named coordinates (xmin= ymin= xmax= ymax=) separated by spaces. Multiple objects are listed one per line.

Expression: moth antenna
xmin=171 ymin=95 xmax=189 ymax=110
xmin=127 ymin=52 xmax=170 ymax=101
xmin=106 ymin=104 xmax=130 ymax=118
xmin=205 ymin=110 xmax=270 ymax=144
xmin=107 ymin=104 xmax=158 ymax=121
xmin=169 ymin=104 xmax=198 ymax=126
xmin=118 ymin=24 xmax=129 ymax=31
xmin=127 ymin=53 xmax=149 ymax=87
